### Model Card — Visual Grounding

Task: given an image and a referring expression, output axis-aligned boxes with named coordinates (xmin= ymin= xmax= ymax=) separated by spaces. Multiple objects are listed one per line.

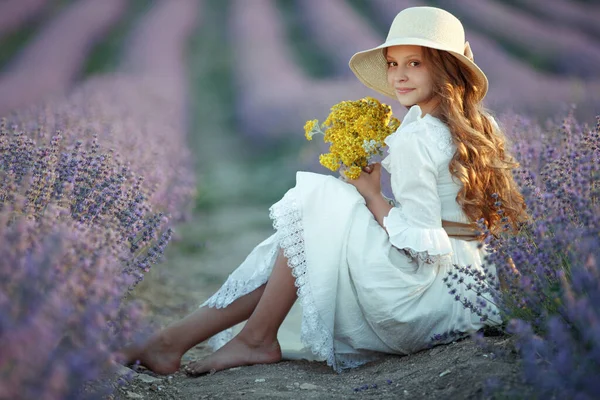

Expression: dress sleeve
xmin=383 ymin=127 xmax=452 ymax=263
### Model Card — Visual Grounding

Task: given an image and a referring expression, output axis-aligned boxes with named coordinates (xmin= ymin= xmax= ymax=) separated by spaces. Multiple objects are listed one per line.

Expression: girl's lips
xmin=396 ymin=88 xmax=415 ymax=95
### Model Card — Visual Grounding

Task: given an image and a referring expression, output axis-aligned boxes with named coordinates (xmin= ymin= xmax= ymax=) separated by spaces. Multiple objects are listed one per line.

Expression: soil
xmin=110 ymin=335 xmax=528 ymax=400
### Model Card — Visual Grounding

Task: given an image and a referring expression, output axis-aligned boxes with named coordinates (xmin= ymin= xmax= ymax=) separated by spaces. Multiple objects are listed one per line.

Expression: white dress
xmin=201 ymin=105 xmax=500 ymax=372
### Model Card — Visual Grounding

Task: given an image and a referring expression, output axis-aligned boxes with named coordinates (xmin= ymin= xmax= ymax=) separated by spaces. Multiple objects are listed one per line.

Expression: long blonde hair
xmin=422 ymin=47 xmax=527 ymax=234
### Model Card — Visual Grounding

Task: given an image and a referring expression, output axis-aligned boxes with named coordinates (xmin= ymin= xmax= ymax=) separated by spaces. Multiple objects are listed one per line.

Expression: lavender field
xmin=0 ymin=0 xmax=599 ymax=398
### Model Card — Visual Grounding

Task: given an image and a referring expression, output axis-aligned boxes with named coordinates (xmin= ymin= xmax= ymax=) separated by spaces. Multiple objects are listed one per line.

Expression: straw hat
xmin=349 ymin=6 xmax=488 ymax=101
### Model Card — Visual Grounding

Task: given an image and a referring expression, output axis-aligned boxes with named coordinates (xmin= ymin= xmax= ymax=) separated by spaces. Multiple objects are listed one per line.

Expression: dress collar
xmin=400 ymin=105 xmax=446 ymax=130
xmin=384 ymin=105 xmax=447 ymax=147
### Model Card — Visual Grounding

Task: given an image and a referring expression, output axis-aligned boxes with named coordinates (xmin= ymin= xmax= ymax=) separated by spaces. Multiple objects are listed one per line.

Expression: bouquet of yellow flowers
xmin=304 ymin=97 xmax=400 ymax=179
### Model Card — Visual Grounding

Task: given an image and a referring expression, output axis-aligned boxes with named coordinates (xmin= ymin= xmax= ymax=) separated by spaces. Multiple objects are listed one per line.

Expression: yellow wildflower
xmin=304 ymin=97 xmax=400 ymax=179
xmin=345 ymin=165 xmax=363 ymax=180
xmin=304 ymin=119 xmax=320 ymax=141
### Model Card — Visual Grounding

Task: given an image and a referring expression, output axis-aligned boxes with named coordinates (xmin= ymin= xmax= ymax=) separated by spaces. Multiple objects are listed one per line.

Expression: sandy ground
xmin=111 ymin=333 xmax=528 ymax=399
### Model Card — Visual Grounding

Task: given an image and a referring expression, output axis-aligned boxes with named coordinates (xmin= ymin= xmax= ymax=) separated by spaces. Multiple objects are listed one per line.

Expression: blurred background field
xmin=1 ymin=0 xmax=599 ymax=398
xmin=111 ymin=0 xmax=600 ymax=320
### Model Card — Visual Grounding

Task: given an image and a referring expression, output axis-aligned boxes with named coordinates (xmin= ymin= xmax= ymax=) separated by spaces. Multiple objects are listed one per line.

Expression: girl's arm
xmin=347 ymin=163 xmax=393 ymax=230
xmin=381 ymin=127 xmax=453 ymax=261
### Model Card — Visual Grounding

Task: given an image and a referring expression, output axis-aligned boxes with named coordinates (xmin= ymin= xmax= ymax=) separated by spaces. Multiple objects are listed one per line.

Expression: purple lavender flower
xmin=465 ymin=110 xmax=600 ymax=398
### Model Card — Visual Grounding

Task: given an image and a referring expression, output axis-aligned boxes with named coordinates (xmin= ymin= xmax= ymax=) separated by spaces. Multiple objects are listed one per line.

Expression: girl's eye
xmin=408 ymin=61 xmax=421 ymax=67
xmin=386 ymin=61 xmax=397 ymax=68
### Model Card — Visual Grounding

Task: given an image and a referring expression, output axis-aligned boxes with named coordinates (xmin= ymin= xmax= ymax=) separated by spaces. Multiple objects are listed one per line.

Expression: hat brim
xmin=349 ymin=37 xmax=488 ymax=101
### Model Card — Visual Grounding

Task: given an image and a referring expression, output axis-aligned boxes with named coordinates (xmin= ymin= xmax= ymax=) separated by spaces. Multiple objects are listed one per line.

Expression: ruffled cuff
xmin=383 ymin=207 xmax=452 ymax=263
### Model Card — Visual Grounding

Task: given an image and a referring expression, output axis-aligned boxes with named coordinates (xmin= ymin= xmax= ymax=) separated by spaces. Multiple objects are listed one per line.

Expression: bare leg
xmin=121 ymin=284 xmax=266 ymax=375
xmin=185 ymin=249 xmax=297 ymax=375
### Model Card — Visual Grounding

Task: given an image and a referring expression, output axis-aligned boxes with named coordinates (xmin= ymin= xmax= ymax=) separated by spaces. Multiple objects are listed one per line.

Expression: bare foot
xmin=184 ymin=336 xmax=281 ymax=376
xmin=120 ymin=332 xmax=182 ymax=375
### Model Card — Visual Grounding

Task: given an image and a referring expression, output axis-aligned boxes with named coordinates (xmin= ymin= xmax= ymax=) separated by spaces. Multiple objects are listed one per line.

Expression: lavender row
xmin=0 ymin=0 xmax=127 ymax=116
xmin=114 ymin=0 xmax=200 ymax=216
xmin=0 ymin=210 xmax=139 ymax=399
xmin=0 ymin=120 xmax=173 ymax=291
xmin=0 ymin=0 xmax=51 ymax=38
xmin=367 ymin=0 xmax=422 ymax=26
xmin=0 ymin=126 xmax=159 ymax=398
xmin=499 ymin=112 xmax=600 ymax=397
xmin=118 ymin=0 xmax=200 ymax=119
xmin=295 ymin=0 xmax=381 ymax=77
xmin=4 ymin=0 xmax=198 ymax=221
xmin=435 ymin=0 xmax=600 ymax=78
xmin=456 ymin=28 xmax=600 ymax=120
xmin=230 ymin=0 xmax=391 ymax=141
xmin=508 ymin=0 xmax=600 ymax=39
xmin=0 ymin=1 xmax=199 ymax=397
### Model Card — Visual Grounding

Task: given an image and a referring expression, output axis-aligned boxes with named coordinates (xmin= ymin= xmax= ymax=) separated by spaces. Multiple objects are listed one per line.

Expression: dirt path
xmin=113 ymin=334 xmax=527 ymax=400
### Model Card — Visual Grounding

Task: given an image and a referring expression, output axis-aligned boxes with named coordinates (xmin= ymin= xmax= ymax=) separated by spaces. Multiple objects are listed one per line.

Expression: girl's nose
xmin=391 ymin=67 xmax=407 ymax=83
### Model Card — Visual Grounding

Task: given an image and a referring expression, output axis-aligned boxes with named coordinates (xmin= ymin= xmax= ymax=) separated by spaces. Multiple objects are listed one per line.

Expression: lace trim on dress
xmin=201 ymin=245 xmax=278 ymax=351
xmin=394 ymin=209 xmax=440 ymax=264
xmin=203 ymin=189 xmax=381 ymax=372
xmin=403 ymin=248 xmax=441 ymax=264
xmin=268 ymin=191 xmax=340 ymax=371
xmin=202 ymin=263 xmax=273 ymax=309
xmin=386 ymin=205 xmax=452 ymax=264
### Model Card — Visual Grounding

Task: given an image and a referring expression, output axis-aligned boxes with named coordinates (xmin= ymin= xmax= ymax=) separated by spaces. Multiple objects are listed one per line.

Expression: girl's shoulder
xmin=386 ymin=106 xmax=454 ymax=158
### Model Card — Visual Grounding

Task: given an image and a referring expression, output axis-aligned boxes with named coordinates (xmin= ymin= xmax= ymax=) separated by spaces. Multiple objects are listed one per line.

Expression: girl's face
xmin=385 ymin=45 xmax=440 ymax=116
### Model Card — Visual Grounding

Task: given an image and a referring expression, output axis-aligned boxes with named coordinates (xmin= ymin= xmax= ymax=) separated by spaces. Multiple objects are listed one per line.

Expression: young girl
xmin=124 ymin=6 xmax=526 ymax=375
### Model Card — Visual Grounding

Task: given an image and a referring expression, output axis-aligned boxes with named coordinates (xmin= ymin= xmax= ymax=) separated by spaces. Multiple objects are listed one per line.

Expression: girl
xmin=123 ymin=6 xmax=526 ymax=375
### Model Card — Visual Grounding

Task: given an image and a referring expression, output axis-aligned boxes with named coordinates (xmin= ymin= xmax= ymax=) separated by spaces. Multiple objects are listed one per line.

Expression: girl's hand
xmin=346 ymin=163 xmax=382 ymax=201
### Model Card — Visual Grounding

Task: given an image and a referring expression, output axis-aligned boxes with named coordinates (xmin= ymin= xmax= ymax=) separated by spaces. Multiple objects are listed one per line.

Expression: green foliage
xmin=188 ymin=0 xmax=298 ymax=211
xmin=0 ymin=0 xmax=75 ymax=70
xmin=0 ymin=28 xmax=36 ymax=70
xmin=275 ymin=0 xmax=336 ymax=78
xmin=83 ymin=0 xmax=154 ymax=75
xmin=345 ymin=0 xmax=388 ymax=36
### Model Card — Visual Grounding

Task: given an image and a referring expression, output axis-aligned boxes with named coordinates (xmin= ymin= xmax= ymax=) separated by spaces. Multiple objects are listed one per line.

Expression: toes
xmin=183 ymin=363 xmax=195 ymax=375
xmin=184 ymin=362 xmax=215 ymax=377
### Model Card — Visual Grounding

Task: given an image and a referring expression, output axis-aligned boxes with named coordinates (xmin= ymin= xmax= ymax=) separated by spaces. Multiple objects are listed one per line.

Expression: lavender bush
xmin=0 ymin=119 xmax=173 ymax=285
xmin=5 ymin=74 xmax=195 ymax=222
xmin=0 ymin=2 xmax=197 ymax=395
xmin=0 ymin=205 xmax=143 ymax=400
xmin=449 ymin=111 xmax=600 ymax=398
xmin=0 ymin=120 xmax=174 ymax=398
xmin=498 ymin=113 xmax=599 ymax=398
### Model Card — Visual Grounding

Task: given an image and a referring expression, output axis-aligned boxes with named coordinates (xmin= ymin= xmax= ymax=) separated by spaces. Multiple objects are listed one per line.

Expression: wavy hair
xmin=422 ymin=47 xmax=528 ymax=234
